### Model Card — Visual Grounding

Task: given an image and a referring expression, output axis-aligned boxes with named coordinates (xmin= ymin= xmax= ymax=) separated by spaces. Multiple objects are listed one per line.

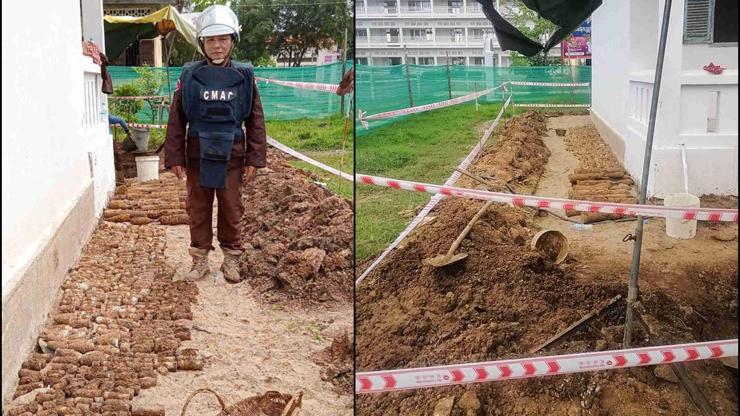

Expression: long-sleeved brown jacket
xmin=164 ymin=61 xmax=267 ymax=169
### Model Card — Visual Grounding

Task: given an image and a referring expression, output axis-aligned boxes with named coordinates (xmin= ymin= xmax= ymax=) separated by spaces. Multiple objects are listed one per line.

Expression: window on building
xmin=451 ymin=56 xmax=465 ymax=65
xmin=384 ymin=0 xmax=398 ymax=13
xmin=356 ymin=28 xmax=368 ymax=38
xmin=418 ymin=57 xmax=435 ymax=65
xmin=409 ymin=29 xmax=426 ymax=39
xmin=451 ymin=28 xmax=464 ymax=43
xmin=407 ymin=0 xmax=432 ymax=11
xmin=684 ymin=0 xmax=738 ymax=43
xmin=357 ymin=57 xmax=369 ymax=65
xmin=471 ymin=57 xmax=484 ymax=65
xmin=386 ymin=28 xmax=400 ymax=42
xmin=448 ymin=0 xmax=462 ymax=13
xmin=390 ymin=57 xmax=403 ymax=65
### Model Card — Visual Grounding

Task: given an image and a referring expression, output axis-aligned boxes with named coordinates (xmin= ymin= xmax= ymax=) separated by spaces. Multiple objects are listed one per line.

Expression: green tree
xmin=503 ymin=0 xmax=561 ymax=66
xmin=133 ymin=66 xmax=167 ymax=123
xmin=270 ymin=0 xmax=351 ymax=67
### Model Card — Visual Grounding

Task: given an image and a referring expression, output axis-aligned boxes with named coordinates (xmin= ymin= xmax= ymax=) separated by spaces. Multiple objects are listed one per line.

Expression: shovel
xmin=423 ymin=199 xmax=495 ymax=267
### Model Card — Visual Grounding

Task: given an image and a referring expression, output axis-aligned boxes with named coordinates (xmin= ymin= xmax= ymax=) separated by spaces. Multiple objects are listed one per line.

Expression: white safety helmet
xmin=196 ymin=5 xmax=240 ymax=42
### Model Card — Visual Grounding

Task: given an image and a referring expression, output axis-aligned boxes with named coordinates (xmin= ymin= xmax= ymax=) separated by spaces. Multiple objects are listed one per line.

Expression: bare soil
xmin=355 ymin=111 xmax=738 ymax=416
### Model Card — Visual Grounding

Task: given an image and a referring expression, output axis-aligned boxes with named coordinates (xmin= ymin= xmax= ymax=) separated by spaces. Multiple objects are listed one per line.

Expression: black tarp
xmin=476 ymin=0 xmax=602 ymax=57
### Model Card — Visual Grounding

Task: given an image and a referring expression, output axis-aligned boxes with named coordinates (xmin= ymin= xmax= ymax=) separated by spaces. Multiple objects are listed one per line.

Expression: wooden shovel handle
xmin=447 ymin=200 xmax=495 ymax=255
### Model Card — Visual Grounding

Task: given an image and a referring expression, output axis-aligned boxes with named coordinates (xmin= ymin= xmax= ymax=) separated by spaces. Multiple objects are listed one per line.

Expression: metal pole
xmin=623 ymin=0 xmax=673 ymax=348
xmin=340 ymin=27 xmax=348 ymax=114
xmin=405 ymin=46 xmax=414 ymax=107
xmin=446 ymin=51 xmax=452 ymax=99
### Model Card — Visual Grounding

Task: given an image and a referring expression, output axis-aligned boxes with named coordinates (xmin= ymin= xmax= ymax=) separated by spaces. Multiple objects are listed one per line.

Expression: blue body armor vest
xmin=181 ymin=60 xmax=254 ymax=189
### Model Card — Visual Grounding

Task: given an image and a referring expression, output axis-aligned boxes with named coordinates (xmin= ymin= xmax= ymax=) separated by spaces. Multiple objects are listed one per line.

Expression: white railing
xmin=366 ymin=5 xmax=398 ymax=14
xmin=83 ymin=69 xmax=104 ymax=128
xmin=629 ymin=80 xmax=653 ymax=127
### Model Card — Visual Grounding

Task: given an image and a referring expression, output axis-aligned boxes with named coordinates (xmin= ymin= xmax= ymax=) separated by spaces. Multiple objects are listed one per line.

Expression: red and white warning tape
xmin=357 ymin=83 xmax=508 ymax=128
xmin=267 ymin=136 xmax=353 ymax=181
xmin=513 ymin=103 xmax=591 ymax=108
xmin=356 ymin=95 xmax=512 ymax=285
xmin=125 ymin=123 xmax=167 ymax=129
xmin=356 ymin=339 xmax=738 ymax=393
xmin=255 ymin=76 xmax=339 ymax=94
xmin=109 ymin=95 xmax=169 ymax=100
xmin=509 ymin=81 xmax=590 ymax=87
xmin=357 ymin=174 xmax=739 ymax=222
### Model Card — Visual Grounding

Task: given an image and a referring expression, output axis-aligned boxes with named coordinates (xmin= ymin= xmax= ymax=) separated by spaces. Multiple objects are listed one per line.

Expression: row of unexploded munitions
xmin=8 ymin=222 xmax=201 ymax=416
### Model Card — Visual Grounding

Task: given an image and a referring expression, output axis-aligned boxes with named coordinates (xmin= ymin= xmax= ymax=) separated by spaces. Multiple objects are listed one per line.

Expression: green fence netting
xmin=356 ymin=64 xmax=591 ymax=133
xmin=108 ymin=61 xmax=351 ymax=123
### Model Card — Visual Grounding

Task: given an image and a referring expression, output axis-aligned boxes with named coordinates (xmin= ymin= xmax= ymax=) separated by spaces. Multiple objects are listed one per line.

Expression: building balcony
xmin=358 ymin=1 xmax=487 ymax=17
xmin=368 ymin=36 xmax=402 ymax=46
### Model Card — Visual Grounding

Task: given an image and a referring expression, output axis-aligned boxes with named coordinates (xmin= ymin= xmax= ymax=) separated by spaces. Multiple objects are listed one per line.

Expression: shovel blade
xmin=422 ymin=252 xmax=468 ymax=268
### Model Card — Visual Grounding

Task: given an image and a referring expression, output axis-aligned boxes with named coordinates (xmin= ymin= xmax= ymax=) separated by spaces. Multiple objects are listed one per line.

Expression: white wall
xmin=591 ymin=0 xmax=738 ymax=197
xmin=1 ymin=1 xmax=114 ymax=298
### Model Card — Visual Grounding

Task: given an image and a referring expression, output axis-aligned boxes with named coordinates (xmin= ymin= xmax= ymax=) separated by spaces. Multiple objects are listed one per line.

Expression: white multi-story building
xmin=356 ymin=0 xmax=560 ymax=66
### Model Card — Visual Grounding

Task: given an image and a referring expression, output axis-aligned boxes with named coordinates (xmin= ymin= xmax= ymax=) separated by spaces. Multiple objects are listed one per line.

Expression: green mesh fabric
xmin=107 ymin=62 xmax=350 ymax=123
xmin=356 ymin=64 xmax=591 ymax=133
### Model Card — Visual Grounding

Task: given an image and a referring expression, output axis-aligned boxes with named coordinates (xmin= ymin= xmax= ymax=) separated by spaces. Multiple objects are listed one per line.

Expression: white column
xmin=81 ymin=0 xmax=105 ymax=49
xmin=364 ymin=0 xmax=368 ymax=14
xmin=463 ymin=0 xmax=467 ymax=14
xmin=434 ymin=56 xmax=438 ymax=65
xmin=432 ymin=27 xmax=437 ymax=47
xmin=465 ymin=27 xmax=469 ymax=47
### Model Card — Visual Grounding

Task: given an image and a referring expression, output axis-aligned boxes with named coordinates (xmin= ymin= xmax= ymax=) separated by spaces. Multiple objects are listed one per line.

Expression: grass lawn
xmin=356 ymin=102 xmax=519 ymax=262
xmin=266 ymin=114 xmax=353 ymax=200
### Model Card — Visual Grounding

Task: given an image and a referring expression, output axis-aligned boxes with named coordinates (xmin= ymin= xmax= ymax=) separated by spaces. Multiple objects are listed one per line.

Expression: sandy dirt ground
xmin=131 ymin=225 xmax=353 ymax=416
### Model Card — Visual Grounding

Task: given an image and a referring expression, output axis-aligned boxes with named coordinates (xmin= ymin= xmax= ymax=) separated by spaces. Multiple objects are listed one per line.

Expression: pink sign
xmin=562 ymin=36 xmax=590 ymax=59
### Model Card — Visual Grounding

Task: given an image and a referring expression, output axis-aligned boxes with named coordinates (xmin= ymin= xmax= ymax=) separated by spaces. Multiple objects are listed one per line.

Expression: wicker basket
xmin=180 ymin=388 xmax=302 ymax=416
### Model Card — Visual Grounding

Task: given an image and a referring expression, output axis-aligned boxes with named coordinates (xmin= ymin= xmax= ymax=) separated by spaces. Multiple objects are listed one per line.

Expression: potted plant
xmin=133 ymin=66 xmax=167 ymax=149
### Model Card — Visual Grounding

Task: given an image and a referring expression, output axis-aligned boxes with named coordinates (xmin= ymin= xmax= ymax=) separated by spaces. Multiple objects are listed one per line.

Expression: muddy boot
xmin=221 ymin=249 xmax=243 ymax=283
xmin=186 ymin=247 xmax=210 ymax=281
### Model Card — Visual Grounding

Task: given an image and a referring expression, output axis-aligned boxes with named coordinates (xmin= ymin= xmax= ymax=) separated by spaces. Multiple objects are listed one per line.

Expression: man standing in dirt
xmin=164 ymin=5 xmax=266 ymax=283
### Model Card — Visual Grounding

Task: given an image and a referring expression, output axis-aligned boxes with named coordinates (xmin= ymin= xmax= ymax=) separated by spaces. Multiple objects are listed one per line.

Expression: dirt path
xmin=132 ymin=226 xmax=353 ymax=416
xmin=534 ymin=115 xmax=739 ymax=308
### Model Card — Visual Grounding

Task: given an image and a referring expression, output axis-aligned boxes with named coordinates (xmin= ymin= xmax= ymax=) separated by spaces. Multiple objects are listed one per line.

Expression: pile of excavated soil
xmin=355 ymin=112 xmax=738 ymax=415
xmin=104 ymin=173 xmax=188 ymax=226
xmin=313 ymin=330 xmax=354 ymax=395
xmin=239 ymin=150 xmax=353 ymax=304
xmin=6 ymin=222 xmax=201 ymax=416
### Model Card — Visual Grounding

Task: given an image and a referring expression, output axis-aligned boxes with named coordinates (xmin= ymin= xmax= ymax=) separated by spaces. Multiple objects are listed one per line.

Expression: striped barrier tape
xmin=126 ymin=123 xmax=167 ymax=129
xmin=267 ymin=136 xmax=353 ymax=182
xmin=109 ymin=96 xmax=169 ymax=100
xmin=513 ymin=103 xmax=591 ymax=108
xmin=356 ymin=339 xmax=738 ymax=393
xmin=255 ymin=76 xmax=339 ymax=94
xmin=509 ymin=81 xmax=590 ymax=87
xmin=357 ymin=83 xmax=509 ymax=128
xmin=356 ymin=95 xmax=512 ymax=285
xmin=357 ymin=174 xmax=739 ymax=222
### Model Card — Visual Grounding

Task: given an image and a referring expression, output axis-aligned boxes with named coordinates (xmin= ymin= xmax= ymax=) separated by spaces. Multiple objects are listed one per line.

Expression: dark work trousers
xmin=185 ymin=159 xmax=244 ymax=252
